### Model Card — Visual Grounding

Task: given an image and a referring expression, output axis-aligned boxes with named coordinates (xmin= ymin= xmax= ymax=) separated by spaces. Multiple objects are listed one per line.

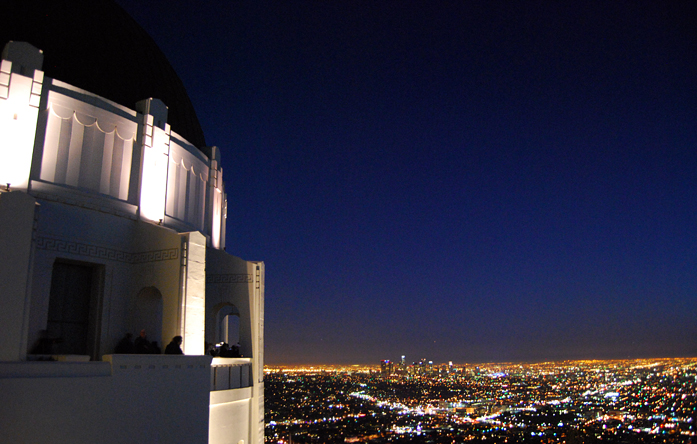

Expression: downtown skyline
xmin=113 ymin=0 xmax=697 ymax=364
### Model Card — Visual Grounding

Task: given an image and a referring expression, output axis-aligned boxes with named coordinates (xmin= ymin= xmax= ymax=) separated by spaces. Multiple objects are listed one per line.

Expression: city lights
xmin=265 ymin=358 xmax=697 ymax=443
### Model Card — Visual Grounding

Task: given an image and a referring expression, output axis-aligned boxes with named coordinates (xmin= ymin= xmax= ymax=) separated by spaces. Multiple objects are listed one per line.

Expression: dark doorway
xmin=47 ymin=260 xmax=103 ymax=358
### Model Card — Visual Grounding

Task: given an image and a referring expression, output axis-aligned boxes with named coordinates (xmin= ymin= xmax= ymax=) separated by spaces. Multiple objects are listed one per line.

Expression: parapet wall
xmin=0 ymin=355 xmax=213 ymax=443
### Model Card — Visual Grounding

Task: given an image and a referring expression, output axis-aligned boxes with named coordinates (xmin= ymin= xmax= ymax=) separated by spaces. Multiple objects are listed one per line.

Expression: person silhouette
xmin=134 ymin=329 xmax=152 ymax=354
xmin=114 ymin=333 xmax=134 ymax=354
xmin=165 ymin=336 xmax=183 ymax=355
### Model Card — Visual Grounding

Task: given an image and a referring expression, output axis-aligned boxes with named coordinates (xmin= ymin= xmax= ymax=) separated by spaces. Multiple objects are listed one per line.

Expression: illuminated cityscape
xmin=3 ymin=2 xmax=696 ymax=443
xmin=265 ymin=358 xmax=696 ymax=443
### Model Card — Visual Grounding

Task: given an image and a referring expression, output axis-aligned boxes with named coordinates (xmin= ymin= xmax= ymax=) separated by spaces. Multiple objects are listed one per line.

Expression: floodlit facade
xmin=0 ymin=41 xmax=264 ymax=444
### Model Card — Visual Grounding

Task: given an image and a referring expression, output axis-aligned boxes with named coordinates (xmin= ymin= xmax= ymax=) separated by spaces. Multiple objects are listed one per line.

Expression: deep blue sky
xmin=115 ymin=0 xmax=697 ymax=365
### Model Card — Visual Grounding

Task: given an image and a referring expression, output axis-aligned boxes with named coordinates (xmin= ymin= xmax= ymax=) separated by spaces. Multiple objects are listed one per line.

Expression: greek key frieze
xmin=206 ymin=274 xmax=253 ymax=284
xmin=35 ymin=236 xmax=179 ymax=264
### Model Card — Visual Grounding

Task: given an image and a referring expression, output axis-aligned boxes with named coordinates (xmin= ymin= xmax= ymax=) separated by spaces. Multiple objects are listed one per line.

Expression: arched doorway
xmin=215 ymin=303 xmax=240 ymax=345
xmin=222 ymin=314 xmax=240 ymax=345
xmin=130 ymin=286 xmax=163 ymax=347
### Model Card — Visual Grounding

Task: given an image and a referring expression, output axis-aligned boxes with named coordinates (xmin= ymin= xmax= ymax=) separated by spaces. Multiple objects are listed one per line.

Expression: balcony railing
xmin=7 ymin=355 xmax=253 ymax=393
xmin=210 ymin=357 xmax=252 ymax=391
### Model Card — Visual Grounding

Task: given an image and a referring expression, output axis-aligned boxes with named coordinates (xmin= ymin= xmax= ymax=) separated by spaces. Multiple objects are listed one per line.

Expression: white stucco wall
xmin=0 ymin=355 xmax=212 ymax=443
xmin=25 ymin=200 xmax=185 ymax=357
xmin=182 ymin=231 xmax=207 ymax=355
xmin=210 ymin=400 xmax=251 ymax=444
xmin=0 ymin=191 xmax=36 ymax=361
xmin=205 ymin=249 xmax=265 ymax=444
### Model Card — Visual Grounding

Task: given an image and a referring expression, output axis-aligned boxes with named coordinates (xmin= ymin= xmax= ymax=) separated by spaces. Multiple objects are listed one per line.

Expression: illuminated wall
xmin=206 ymin=146 xmax=225 ymax=249
xmin=0 ymin=42 xmax=227 ymax=246
xmin=39 ymin=89 xmax=136 ymax=199
xmin=139 ymin=112 xmax=170 ymax=223
xmin=181 ymin=231 xmax=207 ymax=355
xmin=0 ymin=57 xmax=42 ymax=190
xmin=166 ymin=137 xmax=208 ymax=230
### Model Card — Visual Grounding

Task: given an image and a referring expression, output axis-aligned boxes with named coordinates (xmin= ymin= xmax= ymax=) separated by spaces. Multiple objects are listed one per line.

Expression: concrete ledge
xmin=0 ymin=355 xmax=215 ymax=378
xmin=0 ymin=361 xmax=111 ymax=378
xmin=30 ymin=180 xmax=138 ymax=219
xmin=211 ymin=357 xmax=252 ymax=367
xmin=103 ymin=354 xmax=212 ymax=372
xmin=54 ymin=354 xmax=90 ymax=362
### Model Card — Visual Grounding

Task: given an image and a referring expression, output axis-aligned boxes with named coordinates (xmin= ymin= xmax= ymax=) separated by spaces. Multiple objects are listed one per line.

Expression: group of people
xmin=114 ymin=330 xmax=183 ymax=355
xmin=115 ymin=331 xmax=243 ymax=357
xmin=207 ymin=341 xmax=241 ymax=357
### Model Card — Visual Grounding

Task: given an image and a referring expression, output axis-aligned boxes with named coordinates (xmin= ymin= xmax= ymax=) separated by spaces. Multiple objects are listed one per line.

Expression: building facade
xmin=0 ymin=40 xmax=264 ymax=444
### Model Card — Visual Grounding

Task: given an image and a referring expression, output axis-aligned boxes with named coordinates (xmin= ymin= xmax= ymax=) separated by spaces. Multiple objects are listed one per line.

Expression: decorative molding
xmin=30 ymin=189 xmax=137 ymax=221
xmin=36 ymin=236 xmax=178 ymax=264
xmin=206 ymin=274 xmax=253 ymax=284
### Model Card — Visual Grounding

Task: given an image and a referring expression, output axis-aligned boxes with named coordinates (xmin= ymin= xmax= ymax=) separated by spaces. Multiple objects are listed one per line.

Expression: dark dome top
xmin=1 ymin=0 xmax=206 ymax=149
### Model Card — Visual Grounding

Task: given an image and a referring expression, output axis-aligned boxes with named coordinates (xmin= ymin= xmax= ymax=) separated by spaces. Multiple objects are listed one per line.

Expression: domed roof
xmin=1 ymin=0 xmax=207 ymax=149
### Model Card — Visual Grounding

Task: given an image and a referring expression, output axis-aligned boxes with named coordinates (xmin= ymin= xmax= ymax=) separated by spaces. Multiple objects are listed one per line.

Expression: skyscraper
xmin=381 ymin=360 xmax=394 ymax=378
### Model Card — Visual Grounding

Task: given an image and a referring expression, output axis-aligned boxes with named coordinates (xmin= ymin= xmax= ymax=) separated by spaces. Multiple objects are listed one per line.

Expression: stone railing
xmin=210 ymin=357 xmax=252 ymax=391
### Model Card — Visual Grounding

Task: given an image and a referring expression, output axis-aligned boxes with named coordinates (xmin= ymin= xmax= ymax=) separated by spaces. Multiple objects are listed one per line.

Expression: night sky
xmin=114 ymin=1 xmax=697 ymax=365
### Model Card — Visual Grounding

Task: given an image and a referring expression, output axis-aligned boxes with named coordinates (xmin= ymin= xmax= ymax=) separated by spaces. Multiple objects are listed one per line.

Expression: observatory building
xmin=0 ymin=3 xmax=264 ymax=443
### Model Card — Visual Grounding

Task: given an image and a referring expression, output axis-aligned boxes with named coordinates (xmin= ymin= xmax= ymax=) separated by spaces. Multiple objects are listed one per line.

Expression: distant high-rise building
xmin=398 ymin=355 xmax=407 ymax=375
xmin=381 ymin=360 xmax=393 ymax=378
